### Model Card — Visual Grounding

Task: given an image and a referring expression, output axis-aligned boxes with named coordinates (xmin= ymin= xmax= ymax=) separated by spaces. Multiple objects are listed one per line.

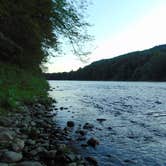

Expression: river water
xmin=49 ymin=81 xmax=166 ymax=166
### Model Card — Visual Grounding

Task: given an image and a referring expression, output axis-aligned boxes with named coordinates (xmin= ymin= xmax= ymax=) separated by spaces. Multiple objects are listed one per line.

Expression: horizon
xmin=46 ymin=43 xmax=166 ymax=73
xmin=46 ymin=0 xmax=166 ymax=73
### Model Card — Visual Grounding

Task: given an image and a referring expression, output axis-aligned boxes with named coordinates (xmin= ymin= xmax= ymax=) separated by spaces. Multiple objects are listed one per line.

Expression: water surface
xmin=49 ymin=81 xmax=166 ymax=166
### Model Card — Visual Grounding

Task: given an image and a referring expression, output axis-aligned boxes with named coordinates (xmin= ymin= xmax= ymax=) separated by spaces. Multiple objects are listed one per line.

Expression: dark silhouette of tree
xmin=0 ymin=0 xmax=91 ymax=68
xmin=45 ymin=45 xmax=166 ymax=81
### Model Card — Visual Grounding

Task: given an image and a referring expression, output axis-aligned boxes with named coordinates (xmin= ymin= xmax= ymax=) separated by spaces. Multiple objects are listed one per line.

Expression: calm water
xmin=49 ymin=81 xmax=166 ymax=166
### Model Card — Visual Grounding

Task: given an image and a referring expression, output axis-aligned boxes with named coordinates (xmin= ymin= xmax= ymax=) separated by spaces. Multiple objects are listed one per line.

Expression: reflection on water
xmin=49 ymin=81 xmax=166 ymax=166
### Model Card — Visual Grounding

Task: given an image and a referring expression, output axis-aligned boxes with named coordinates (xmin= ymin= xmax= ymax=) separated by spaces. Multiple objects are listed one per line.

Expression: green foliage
xmin=0 ymin=0 xmax=91 ymax=67
xmin=0 ymin=0 xmax=91 ymax=111
xmin=0 ymin=62 xmax=49 ymax=110
xmin=45 ymin=45 xmax=166 ymax=81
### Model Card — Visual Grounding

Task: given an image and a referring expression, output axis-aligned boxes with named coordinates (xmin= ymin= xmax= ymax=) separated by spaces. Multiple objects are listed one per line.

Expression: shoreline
xmin=0 ymin=102 xmax=93 ymax=166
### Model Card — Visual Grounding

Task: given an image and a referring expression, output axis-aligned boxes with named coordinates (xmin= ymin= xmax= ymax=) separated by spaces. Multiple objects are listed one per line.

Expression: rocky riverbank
xmin=0 ymin=103 xmax=94 ymax=166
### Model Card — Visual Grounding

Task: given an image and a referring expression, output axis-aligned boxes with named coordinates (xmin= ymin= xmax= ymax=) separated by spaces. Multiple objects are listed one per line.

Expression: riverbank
xmin=0 ymin=102 xmax=92 ymax=166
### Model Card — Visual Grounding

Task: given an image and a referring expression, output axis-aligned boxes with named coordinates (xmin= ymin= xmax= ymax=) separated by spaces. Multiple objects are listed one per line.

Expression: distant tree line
xmin=45 ymin=45 xmax=166 ymax=81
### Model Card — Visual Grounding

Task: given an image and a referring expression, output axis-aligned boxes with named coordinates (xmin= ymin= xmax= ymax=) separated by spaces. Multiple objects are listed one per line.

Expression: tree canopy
xmin=45 ymin=45 xmax=166 ymax=81
xmin=0 ymin=0 xmax=91 ymax=68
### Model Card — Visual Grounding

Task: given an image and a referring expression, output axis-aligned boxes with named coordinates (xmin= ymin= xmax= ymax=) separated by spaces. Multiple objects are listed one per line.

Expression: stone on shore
xmin=12 ymin=138 xmax=25 ymax=152
xmin=86 ymin=156 xmax=98 ymax=165
xmin=0 ymin=163 xmax=8 ymax=166
xmin=83 ymin=123 xmax=94 ymax=130
xmin=87 ymin=138 xmax=99 ymax=147
xmin=67 ymin=121 xmax=75 ymax=127
xmin=0 ymin=127 xmax=14 ymax=143
xmin=1 ymin=151 xmax=23 ymax=163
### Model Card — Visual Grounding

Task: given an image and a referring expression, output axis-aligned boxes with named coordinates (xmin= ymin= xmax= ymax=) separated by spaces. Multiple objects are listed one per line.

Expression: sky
xmin=47 ymin=0 xmax=166 ymax=73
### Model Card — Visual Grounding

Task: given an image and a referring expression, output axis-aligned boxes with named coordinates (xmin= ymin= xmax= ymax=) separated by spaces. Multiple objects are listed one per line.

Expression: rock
xmin=0 ymin=118 xmax=12 ymax=127
xmin=75 ymin=130 xmax=86 ymax=136
xmin=67 ymin=121 xmax=75 ymax=127
xmin=67 ymin=162 xmax=77 ymax=166
xmin=60 ymin=107 xmax=64 ymax=110
xmin=13 ymin=161 xmax=43 ymax=166
xmin=96 ymin=118 xmax=106 ymax=123
xmin=0 ymin=163 xmax=8 ymax=166
xmin=57 ymin=144 xmax=67 ymax=152
xmin=45 ymin=150 xmax=57 ymax=159
xmin=107 ymin=127 xmax=112 ymax=130
xmin=28 ymin=128 xmax=40 ymax=139
xmin=155 ymin=101 xmax=162 ymax=104
xmin=29 ymin=147 xmax=47 ymax=156
xmin=0 ymin=128 xmax=14 ymax=143
xmin=86 ymin=156 xmax=98 ymax=165
xmin=26 ymin=139 xmax=36 ymax=146
xmin=12 ymin=138 xmax=25 ymax=152
xmin=83 ymin=123 xmax=94 ymax=130
xmin=1 ymin=151 xmax=23 ymax=163
xmin=87 ymin=138 xmax=99 ymax=147
xmin=65 ymin=153 xmax=76 ymax=162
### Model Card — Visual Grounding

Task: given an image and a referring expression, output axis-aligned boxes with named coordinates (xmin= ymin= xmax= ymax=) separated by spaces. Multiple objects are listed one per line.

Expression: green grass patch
xmin=0 ymin=62 xmax=50 ymax=111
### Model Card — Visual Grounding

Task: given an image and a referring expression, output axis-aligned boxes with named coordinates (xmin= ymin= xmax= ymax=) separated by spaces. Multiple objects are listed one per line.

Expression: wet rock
xmin=83 ymin=123 xmax=94 ymax=130
xmin=86 ymin=156 xmax=98 ymax=166
xmin=107 ymin=127 xmax=112 ymax=130
xmin=96 ymin=118 xmax=106 ymax=123
xmin=75 ymin=130 xmax=87 ymax=136
xmin=155 ymin=101 xmax=162 ymax=104
xmin=60 ymin=107 xmax=64 ymax=110
xmin=67 ymin=121 xmax=75 ymax=127
xmin=87 ymin=138 xmax=99 ymax=147
xmin=1 ymin=151 xmax=23 ymax=163
xmin=13 ymin=161 xmax=43 ymax=166
xmin=123 ymin=159 xmax=137 ymax=164
xmin=12 ymin=138 xmax=25 ymax=152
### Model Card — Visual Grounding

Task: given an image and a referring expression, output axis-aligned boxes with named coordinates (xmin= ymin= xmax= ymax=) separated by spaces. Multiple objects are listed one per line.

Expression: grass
xmin=0 ymin=62 xmax=50 ymax=112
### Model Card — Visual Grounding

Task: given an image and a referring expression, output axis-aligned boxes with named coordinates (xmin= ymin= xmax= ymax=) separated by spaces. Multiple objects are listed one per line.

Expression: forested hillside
xmin=46 ymin=45 xmax=166 ymax=81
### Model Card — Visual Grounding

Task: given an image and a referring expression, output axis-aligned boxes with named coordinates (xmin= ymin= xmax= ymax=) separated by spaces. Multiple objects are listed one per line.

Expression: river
xmin=49 ymin=81 xmax=166 ymax=166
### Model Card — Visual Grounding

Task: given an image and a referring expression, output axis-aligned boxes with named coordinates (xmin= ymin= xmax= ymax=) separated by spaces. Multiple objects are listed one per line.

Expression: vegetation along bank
xmin=0 ymin=0 xmax=93 ymax=165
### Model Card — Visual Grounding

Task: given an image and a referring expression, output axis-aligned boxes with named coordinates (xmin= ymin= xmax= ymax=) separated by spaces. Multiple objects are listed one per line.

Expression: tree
xmin=0 ymin=0 xmax=91 ymax=68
